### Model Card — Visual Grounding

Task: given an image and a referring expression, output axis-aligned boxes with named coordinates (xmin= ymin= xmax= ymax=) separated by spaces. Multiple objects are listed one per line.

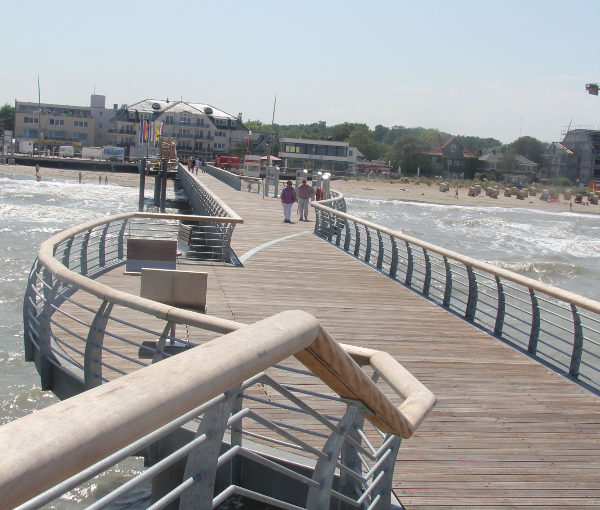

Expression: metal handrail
xmin=313 ymin=193 xmax=600 ymax=391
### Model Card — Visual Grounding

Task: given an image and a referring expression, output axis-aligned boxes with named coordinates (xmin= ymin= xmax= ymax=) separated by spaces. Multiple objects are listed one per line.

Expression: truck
xmin=215 ymin=154 xmax=239 ymax=170
xmin=82 ymin=147 xmax=103 ymax=160
xmin=58 ymin=146 xmax=75 ymax=157
xmin=102 ymin=146 xmax=125 ymax=161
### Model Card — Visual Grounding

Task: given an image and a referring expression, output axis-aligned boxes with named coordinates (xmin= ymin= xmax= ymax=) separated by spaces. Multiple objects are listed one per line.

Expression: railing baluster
xmin=405 ymin=242 xmax=413 ymax=287
xmin=494 ymin=276 xmax=506 ymax=337
xmin=343 ymin=219 xmax=351 ymax=251
xmin=306 ymin=404 xmax=361 ymax=509
xmin=61 ymin=238 xmax=73 ymax=269
xmin=377 ymin=231 xmax=384 ymax=269
xmin=365 ymin=228 xmax=372 ymax=264
xmin=84 ymin=301 xmax=114 ymax=389
xmin=180 ymin=386 xmax=242 ymax=509
xmin=80 ymin=229 xmax=91 ymax=275
xmin=99 ymin=223 xmax=109 ymax=268
xmin=465 ymin=266 xmax=478 ymax=322
xmin=39 ymin=279 xmax=60 ymax=391
xmin=569 ymin=305 xmax=584 ymax=378
xmin=390 ymin=236 xmax=398 ymax=279
xmin=423 ymin=248 xmax=431 ymax=296
xmin=443 ymin=256 xmax=452 ymax=308
xmin=528 ymin=289 xmax=540 ymax=354
xmin=118 ymin=220 xmax=127 ymax=260
xmin=354 ymin=223 xmax=361 ymax=257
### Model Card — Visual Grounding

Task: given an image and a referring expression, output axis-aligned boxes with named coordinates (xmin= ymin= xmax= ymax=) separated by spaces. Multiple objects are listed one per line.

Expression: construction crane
xmin=586 ymin=83 xmax=599 ymax=95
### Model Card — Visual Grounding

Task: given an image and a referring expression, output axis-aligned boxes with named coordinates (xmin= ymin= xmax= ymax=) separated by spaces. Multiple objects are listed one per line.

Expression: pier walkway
xmin=100 ymin=171 xmax=599 ymax=508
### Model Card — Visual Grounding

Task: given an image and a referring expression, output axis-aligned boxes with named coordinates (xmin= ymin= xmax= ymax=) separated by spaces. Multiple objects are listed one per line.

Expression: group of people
xmin=187 ymin=157 xmax=205 ymax=175
xmin=280 ymin=179 xmax=315 ymax=223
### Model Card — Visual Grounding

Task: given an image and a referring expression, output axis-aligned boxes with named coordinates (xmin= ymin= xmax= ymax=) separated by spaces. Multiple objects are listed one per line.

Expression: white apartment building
xmin=112 ymin=99 xmax=249 ymax=159
xmin=278 ymin=137 xmax=359 ymax=174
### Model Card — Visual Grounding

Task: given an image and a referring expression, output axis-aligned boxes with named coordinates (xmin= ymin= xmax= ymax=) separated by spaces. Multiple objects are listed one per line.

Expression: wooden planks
xmin=56 ymin=172 xmax=600 ymax=508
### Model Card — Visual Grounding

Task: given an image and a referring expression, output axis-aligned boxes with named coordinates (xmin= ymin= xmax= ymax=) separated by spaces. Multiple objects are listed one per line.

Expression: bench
xmin=125 ymin=238 xmax=177 ymax=274
xmin=138 ymin=268 xmax=208 ymax=361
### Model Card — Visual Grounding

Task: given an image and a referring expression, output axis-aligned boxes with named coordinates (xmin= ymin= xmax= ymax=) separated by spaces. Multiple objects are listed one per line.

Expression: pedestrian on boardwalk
xmin=280 ymin=180 xmax=296 ymax=223
xmin=297 ymin=178 xmax=313 ymax=221
xmin=195 ymin=157 xmax=200 ymax=175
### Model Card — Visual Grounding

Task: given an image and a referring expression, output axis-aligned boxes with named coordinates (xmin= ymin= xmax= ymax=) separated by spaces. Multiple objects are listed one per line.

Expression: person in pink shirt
xmin=280 ymin=180 xmax=296 ymax=223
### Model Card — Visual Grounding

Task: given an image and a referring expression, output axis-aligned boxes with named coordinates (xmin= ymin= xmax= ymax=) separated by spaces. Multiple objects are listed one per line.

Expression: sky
xmin=2 ymin=0 xmax=599 ymax=144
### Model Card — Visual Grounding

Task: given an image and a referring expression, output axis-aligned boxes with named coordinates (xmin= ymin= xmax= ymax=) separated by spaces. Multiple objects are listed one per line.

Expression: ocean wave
xmin=488 ymin=260 xmax=586 ymax=280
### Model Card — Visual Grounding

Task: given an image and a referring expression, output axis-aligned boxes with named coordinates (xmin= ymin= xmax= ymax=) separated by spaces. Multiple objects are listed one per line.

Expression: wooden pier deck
xmin=98 ymin=172 xmax=600 ymax=508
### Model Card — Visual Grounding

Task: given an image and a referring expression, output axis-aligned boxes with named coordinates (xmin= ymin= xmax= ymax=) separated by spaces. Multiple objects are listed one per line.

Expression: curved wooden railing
xmin=313 ymin=196 xmax=600 ymax=392
xmin=14 ymin=206 xmax=436 ymax=508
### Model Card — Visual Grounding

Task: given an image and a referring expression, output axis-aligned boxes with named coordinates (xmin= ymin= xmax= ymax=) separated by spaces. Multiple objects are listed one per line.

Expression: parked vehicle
xmin=215 ymin=155 xmax=239 ymax=170
xmin=82 ymin=147 xmax=103 ymax=160
xmin=58 ymin=146 xmax=75 ymax=157
xmin=102 ymin=146 xmax=125 ymax=161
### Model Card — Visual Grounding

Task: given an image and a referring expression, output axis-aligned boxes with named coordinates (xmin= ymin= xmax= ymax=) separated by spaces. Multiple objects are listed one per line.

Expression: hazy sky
xmin=2 ymin=0 xmax=599 ymax=143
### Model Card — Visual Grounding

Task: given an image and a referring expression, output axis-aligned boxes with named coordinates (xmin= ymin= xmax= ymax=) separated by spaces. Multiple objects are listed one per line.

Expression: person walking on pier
xmin=297 ymin=178 xmax=313 ymax=221
xmin=280 ymin=180 xmax=296 ymax=223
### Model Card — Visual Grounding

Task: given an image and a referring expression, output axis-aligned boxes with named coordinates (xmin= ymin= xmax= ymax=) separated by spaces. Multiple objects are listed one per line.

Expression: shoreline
xmin=2 ymin=163 xmax=598 ymax=216
xmin=330 ymin=178 xmax=600 ymax=216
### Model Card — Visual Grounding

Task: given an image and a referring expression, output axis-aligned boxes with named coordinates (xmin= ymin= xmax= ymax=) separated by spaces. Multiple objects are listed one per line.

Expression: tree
xmin=0 ymin=104 xmax=14 ymax=131
xmin=508 ymin=136 xmax=546 ymax=165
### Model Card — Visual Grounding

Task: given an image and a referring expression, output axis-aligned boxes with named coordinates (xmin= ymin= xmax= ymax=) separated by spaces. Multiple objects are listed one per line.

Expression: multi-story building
xmin=478 ymin=149 xmax=539 ymax=184
xmin=111 ymin=99 xmax=248 ymax=159
xmin=277 ymin=137 xmax=359 ymax=174
xmin=427 ymin=136 xmax=480 ymax=179
xmin=14 ymin=95 xmax=114 ymax=152
xmin=545 ymin=129 xmax=600 ymax=185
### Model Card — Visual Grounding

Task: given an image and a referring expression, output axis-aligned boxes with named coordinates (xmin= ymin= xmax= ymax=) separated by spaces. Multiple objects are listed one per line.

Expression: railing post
xmin=99 ymin=223 xmax=109 ymax=268
xmin=405 ymin=242 xmax=413 ymax=287
xmin=23 ymin=262 xmax=42 ymax=362
xmin=84 ymin=301 xmax=114 ymax=390
xmin=465 ymin=266 xmax=478 ymax=322
xmin=306 ymin=403 xmax=362 ymax=510
xmin=528 ymin=289 xmax=540 ymax=354
xmin=494 ymin=276 xmax=506 ymax=337
xmin=339 ymin=414 xmax=365 ymax=504
xmin=569 ymin=305 xmax=584 ymax=378
xmin=39 ymin=277 xmax=60 ymax=391
xmin=118 ymin=220 xmax=128 ymax=260
xmin=342 ymin=219 xmax=351 ymax=251
xmin=179 ymin=386 xmax=242 ymax=510
xmin=335 ymin=216 xmax=343 ymax=246
xmin=371 ymin=436 xmax=402 ymax=510
xmin=151 ymin=322 xmax=177 ymax=364
xmin=80 ymin=229 xmax=91 ymax=275
xmin=327 ymin=211 xmax=334 ymax=242
xmin=376 ymin=231 xmax=384 ymax=269
xmin=353 ymin=223 xmax=361 ymax=257
xmin=390 ymin=236 xmax=398 ymax=279
xmin=61 ymin=238 xmax=73 ymax=269
xmin=443 ymin=256 xmax=452 ymax=308
xmin=423 ymin=248 xmax=431 ymax=296
xmin=365 ymin=228 xmax=372 ymax=264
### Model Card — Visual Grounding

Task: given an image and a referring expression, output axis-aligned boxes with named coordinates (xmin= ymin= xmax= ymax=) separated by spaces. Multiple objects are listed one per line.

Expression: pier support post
xmin=138 ymin=158 xmax=146 ymax=212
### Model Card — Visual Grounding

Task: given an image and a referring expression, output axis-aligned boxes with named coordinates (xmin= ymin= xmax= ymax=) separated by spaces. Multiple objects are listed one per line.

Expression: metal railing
xmin=203 ymin=164 xmax=242 ymax=190
xmin=313 ymin=194 xmax=600 ymax=393
xmin=176 ymin=166 xmax=244 ymax=261
xmin=12 ymin=208 xmax=436 ymax=509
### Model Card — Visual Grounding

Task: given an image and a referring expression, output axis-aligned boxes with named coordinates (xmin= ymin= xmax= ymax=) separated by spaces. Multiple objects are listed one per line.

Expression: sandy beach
xmin=2 ymin=163 xmax=598 ymax=215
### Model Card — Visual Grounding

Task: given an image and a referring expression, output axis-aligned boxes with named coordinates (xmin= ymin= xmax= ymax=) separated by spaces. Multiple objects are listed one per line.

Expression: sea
xmin=1 ymin=171 xmax=599 ymax=505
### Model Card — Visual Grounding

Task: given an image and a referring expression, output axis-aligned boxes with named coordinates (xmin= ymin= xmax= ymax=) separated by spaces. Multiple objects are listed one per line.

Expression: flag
xmin=144 ymin=120 xmax=147 ymax=142
xmin=139 ymin=120 xmax=143 ymax=144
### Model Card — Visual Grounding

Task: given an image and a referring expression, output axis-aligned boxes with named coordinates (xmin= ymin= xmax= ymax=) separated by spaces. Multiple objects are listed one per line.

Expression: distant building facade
xmin=278 ymin=137 xmax=359 ymax=174
xmin=427 ymin=136 xmax=480 ymax=178
xmin=479 ymin=150 xmax=539 ymax=184
xmin=545 ymin=129 xmax=600 ymax=184
xmin=14 ymin=95 xmax=114 ymax=151
xmin=112 ymin=99 xmax=248 ymax=159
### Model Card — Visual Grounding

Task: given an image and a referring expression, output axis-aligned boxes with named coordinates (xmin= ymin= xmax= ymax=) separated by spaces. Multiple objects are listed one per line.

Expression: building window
xmin=179 ymin=114 xmax=190 ymax=126
xmin=490 ymin=162 xmax=497 ymax=170
xmin=24 ymin=117 xmax=38 ymax=124
xmin=23 ymin=128 xmax=38 ymax=138
xmin=451 ymin=144 xmax=457 ymax=153
xmin=73 ymin=133 xmax=88 ymax=142
xmin=74 ymin=121 xmax=88 ymax=128
xmin=166 ymin=115 xmax=174 ymax=125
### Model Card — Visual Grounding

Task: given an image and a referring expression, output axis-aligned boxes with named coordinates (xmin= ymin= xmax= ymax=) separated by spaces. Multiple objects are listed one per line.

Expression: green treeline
xmin=243 ymin=119 xmax=547 ymax=176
